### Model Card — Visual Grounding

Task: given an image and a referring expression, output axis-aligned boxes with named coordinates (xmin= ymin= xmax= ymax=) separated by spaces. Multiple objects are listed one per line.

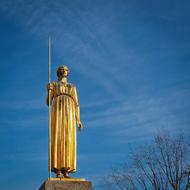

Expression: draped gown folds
xmin=48 ymin=81 xmax=80 ymax=173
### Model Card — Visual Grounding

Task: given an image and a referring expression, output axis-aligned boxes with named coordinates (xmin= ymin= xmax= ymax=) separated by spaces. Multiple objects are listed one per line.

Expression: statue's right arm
xmin=46 ymin=83 xmax=54 ymax=106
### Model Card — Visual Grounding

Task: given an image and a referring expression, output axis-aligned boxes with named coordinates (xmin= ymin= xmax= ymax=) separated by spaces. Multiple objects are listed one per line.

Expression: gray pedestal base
xmin=39 ymin=179 xmax=92 ymax=190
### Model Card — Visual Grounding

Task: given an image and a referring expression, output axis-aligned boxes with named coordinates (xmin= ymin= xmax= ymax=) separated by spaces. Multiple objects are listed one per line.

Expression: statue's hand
xmin=46 ymin=83 xmax=54 ymax=106
xmin=47 ymin=83 xmax=54 ymax=91
xmin=77 ymin=121 xmax=83 ymax=131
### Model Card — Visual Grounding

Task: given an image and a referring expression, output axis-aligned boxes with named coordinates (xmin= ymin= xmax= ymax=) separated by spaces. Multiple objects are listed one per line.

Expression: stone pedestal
xmin=39 ymin=178 xmax=92 ymax=190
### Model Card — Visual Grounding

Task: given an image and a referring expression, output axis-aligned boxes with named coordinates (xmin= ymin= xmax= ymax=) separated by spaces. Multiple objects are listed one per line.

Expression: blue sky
xmin=0 ymin=0 xmax=190 ymax=189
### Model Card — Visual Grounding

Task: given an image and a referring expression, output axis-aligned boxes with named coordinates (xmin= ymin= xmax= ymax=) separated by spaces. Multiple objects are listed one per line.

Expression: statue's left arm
xmin=73 ymin=86 xmax=83 ymax=130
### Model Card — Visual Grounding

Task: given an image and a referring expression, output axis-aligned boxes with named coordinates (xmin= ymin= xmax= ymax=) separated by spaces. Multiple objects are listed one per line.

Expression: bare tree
xmin=102 ymin=133 xmax=190 ymax=190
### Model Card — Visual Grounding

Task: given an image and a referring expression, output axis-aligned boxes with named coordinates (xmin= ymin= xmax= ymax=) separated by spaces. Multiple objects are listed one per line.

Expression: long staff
xmin=48 ymin=35 xmax=52 ymax=179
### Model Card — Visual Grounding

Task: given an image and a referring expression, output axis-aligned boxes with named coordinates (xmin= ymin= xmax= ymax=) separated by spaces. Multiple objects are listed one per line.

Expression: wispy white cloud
xmin=83 ymin=87 xmax=190 ymax=136
xmin=0 ymin=152 xmax=47 ymax=161
xmin=0 ymin=0 xmax=135 ymax=97
xmin=0 ymin=115 xmax=47 ymax=129
xmin=0 ymin=99 xmax=45 ymax=110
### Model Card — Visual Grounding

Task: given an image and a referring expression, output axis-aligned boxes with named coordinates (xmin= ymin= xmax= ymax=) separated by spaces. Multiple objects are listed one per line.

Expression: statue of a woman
xmin=47 ymin=65 xmax=83 ymax=178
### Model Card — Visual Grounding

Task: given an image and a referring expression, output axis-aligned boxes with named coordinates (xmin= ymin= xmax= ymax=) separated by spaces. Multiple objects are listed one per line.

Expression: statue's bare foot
xmin=57 ymin=172 xmax=64 ymax=178
xmin=64 ymin=172 xmax=70 ymax=178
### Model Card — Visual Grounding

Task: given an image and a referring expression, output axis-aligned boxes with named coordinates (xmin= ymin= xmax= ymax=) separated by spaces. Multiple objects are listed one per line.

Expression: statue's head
xmin=57 ymin=65 xmax=70 ymax=80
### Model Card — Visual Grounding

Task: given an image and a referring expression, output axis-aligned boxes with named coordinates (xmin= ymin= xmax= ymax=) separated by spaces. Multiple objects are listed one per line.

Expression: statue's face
xmin=58 ymin=68 xmax=69 ymax=78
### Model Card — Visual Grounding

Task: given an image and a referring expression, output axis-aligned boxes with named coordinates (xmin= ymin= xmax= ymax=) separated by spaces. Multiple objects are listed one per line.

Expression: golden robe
xmin=48 ymin=81 xmax=80 ymax=173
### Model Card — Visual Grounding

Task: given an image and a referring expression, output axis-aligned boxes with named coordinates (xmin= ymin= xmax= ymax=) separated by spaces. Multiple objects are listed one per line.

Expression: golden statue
xmin=47 ymin=65 xmax=83 ymax=178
